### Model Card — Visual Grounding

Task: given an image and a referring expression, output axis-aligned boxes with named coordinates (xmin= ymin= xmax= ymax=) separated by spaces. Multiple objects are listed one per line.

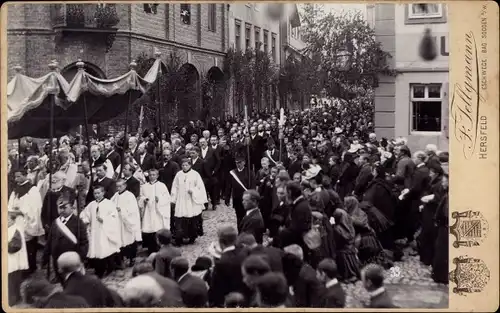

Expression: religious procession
xmin=5 ymin=2 xmax=450 ymax=310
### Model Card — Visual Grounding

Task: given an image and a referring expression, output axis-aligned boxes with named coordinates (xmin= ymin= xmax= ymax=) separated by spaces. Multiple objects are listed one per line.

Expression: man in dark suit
xmin=43 ymin=192 xmax=88 ymax=283
xmin=286 ymin=151 xmax=302 ymax=179
xmin=154 ymin=229 xmax=182 ymax=279
xmin=263 ymin=137 xmax=280 ymax=168
xmin=282 ymin=245 xmax=325 ymax=308
xmin=190 ymin=147 xmax=209 ymax=183
xmin=353 ymin=154 xmax=373 ymax=199
xmin=249 ymin=126 xmax=265 ymax=172
xmin=209 ymin=224 xmax=250 ymax=307
xmin=86 ymin=163 xmax=116 ymax=203
xmin=317 ymin=258 xmax=346 ymax=308
xmin=227 ymin=155 xmax=256 ymax=231
xmin=237 ymin=233 xmax=284 ymax=272
xmin=24 ymin=277 xmax=89 ymax=308
xmin=157 ymin=149 xmax=181 ymax=192
xmin=41 ymin=172 xmax=77 ymax=235
xmin=122 ymin=163 xmax=141 ymax=198
xmin=200 ymin=137 xmax=221 ymax=209
xmin=240 ymin=190 xmax=266 ymax=245
xmin=58 ymin=252 xmax=119 ymax=308
xmin=171 ymin=257 xmax=209 ymax=307
xmin=104 ymin=141 xmax=121 ymax=171
xmin=362 ymin=264 xmax=398 ymax=308
xmin=218 ymin=136 xmax=235 ymax=204
xmin=135 ymin=143 xmax=156 ymax=175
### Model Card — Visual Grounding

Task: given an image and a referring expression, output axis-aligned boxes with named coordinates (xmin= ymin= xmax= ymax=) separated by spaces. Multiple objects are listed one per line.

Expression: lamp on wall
xmin=417 ymin=4 xmax=438 ymax=61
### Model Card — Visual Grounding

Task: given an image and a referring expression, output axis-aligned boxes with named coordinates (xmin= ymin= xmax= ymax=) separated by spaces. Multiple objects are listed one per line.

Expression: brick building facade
xmin=7 ymin=3 xmax=228 ymax=125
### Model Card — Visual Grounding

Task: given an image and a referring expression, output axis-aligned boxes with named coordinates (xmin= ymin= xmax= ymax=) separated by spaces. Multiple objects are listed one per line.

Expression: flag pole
xmin=154 ymin=48 xmax=164 ymax=161
xmin=244 ymin=105 xmax=251 ymax=187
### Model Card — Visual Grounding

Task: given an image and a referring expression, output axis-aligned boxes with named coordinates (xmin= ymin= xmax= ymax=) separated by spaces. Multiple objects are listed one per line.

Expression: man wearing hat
xmin=227 ymin=154 xmax=256 ymax=231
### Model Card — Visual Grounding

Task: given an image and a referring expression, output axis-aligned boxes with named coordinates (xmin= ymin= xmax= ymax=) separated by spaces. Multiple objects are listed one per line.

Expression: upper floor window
xmin=235 ymin=20 xmax=241 ymax=51
xmin=143 ymin=3 xmax=159 ymax=14
xmin=180 ymin=4 xmax=191 ymax=25
xmin=245 ymin=23 xmax=251 ymax=50
xmin=410 ymin=83 xmax=443 ymax=132
xmin=263 ymin=30 xmax=269 ymax=53
xmin=254 ymin=27 xmax=261 ymax=49
xmin=271 ymin=33 xmax=277 ymax=61
xmin=408 ymin=4 xmax=443 ymax=19
xmin=208 ymin=4 xmax=216 ymax=32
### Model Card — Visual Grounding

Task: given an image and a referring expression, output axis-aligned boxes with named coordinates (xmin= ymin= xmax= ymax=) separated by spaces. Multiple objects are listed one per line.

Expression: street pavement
xmin=16 ymin=202 xmax=448 ymax=309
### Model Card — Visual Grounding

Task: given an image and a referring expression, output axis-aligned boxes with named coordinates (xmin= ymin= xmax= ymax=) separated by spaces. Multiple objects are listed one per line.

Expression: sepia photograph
xmin=2 ymin=1 xmax=466 ymax=310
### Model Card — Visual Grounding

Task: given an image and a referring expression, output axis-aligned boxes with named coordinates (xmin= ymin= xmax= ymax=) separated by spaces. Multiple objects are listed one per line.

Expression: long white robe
xmin=171 ymin=170 xmax=207 ymax=218
xmin=8 ymin=184 xmax=44 ymax=239
xmin=8 ymin=223 xmax=29 ymax=273
xmin=139 ymin=181 xmax=171 ymax=233
xmin=80 ymin=199 xmax=121 ymax=259
xmin=60 ymin=161 xmax=79 ymax=189
xmin=111 ymin=190 xmax=142 ymax=247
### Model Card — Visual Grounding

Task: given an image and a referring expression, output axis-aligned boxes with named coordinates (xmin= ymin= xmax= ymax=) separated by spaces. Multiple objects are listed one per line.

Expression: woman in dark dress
xmin=345 ymin=197 xmax=393 ymax=269
xmin=432 ymin=173 xmax=449 ymax=284
xmin=336 ymin=152 xmax=359 ymax=200
xmin=332 ymin=208 xmax=360 ymax=283
xmin=417 ymin=164 xmax=444 ymax=266
xmin=362 ymin=165 xmax=396 ymax=250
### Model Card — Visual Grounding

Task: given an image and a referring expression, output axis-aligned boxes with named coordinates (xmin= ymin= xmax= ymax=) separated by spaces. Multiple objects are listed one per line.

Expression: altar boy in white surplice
xmin=171 ymin=157 xmax=207 ymax=246
xmin=139 ymin=168 xmax=171 ymax=254
xmin=80 ymin=185 xmax=122 ymax=278
xmin=112 ymin=179 xmax=142 ymax=267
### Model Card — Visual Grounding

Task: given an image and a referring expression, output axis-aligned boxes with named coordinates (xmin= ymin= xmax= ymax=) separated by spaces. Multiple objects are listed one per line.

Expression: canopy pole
xmin=154 ymin=49 xmax=163 ymax=161
xmin=118 ymin=60 xmax=137 ymax=178
xmin=76 ymin=61 xmax=94 ymax=185
xmin=46 ymin=60 xmax=58 ymax=280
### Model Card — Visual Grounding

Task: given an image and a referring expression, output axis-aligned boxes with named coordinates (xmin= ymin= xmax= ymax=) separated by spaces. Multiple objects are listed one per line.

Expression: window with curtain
xmin=410 ymin=83 xmax=442 ymax=132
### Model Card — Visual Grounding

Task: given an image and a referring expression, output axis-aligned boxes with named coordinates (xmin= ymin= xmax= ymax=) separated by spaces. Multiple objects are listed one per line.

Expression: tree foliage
xmin=300 ymin=5 xmax=396 ymax=100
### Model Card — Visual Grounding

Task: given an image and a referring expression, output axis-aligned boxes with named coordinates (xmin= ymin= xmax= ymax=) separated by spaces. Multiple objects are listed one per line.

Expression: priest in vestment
xmin=8 ymin=168 xmax=44 ymax=275
xmin=171 ymin=158 xmax=208 ymax=246
xmin=80 ymin=185 xmax=122 ymax=278
xmin=139 ymin=168 xmax=171 ymax=254
xmin=112 ymin=179 xmax=142 ymax=267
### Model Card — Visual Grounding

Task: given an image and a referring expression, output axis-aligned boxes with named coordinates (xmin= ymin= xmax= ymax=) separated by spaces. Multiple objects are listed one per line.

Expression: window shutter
xmin=442 ymin=82 xmax=449 ymax=138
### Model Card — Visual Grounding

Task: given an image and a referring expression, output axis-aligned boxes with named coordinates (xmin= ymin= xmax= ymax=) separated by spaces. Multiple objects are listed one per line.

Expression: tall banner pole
xmin=154 ymin=48 xmax=164 ymax=160
xmin=244 ymin=105 xmax=251 ymax=186
xmin=279 ymin=107 xmax=285 ymax=163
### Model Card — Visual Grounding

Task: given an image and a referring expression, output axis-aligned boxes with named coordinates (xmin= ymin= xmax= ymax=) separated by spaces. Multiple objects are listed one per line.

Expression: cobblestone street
xmin=17 ymin=203 xmax=448 ymax=309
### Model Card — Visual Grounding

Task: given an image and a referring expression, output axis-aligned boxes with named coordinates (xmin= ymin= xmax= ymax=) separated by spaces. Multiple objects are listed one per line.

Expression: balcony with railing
xmin=50 ymin=3 xmax=120 ymax=51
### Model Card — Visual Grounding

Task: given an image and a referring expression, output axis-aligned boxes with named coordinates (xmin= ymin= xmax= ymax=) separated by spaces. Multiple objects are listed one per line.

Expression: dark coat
xmin=172 ymin=147 xmax=186 ymax=166
xmin=144 ymin=272 xmax=184 ymax=307
xmin=106 ymin=150 xmax=121 ymax=171
xmin=292 ymin=263 xmax=325 ymax=307
xmin=367 ymin=290 xmax=398 ymax=308
xmin=407 ymin=164 xmax=431 ymax=201
xmin=154 ymin=244 xmax=182 ymax=279
xmin=209 ymin=246 xmax=250 ymax=307
xmin=125 ymin=176 xmax=141 ymax=198
xmin=200 ymin=146 xmax=221 ymax=177
xmin=191 ymin=158 xmax=210 ymax=182
xmin=263 ymin=149 xmax=280 ymax=167
xmin=394 ymin=156 xmax=415 ymax=188
xmin=240 ymin=209 xmax=266 ymax=245
xmin=41 ymin=292 xmax=89 ymax=308
xmin=249 ymin=244 xmax=284 ymax=272
xmin=354 ymin=163 xmax=374 ymax=197
xmin=287 ymin=160 xmax=303 ymax=179
xmin=86 ymin=177 xmax=116 ymax=203
xmin=288 ymin=197 xmax=312 ymax=234
xmin=43 ymin=214 xmax=89 ymax=264
xmin=227 ymin=167 xmax=256 ymax=212
xmin=363 ymin=178 xmax=397 ymax=221
xmin=63 ymin=272 xmax=117 ymax=308
xmin=178 ymin=273 xmax=209 ymax=307
xmin=320 ymin=283 xmax=346 ymax=308
xmin=41 ymin=186 xmax=76 ymax=230
xmin=136 ymin=153 xmax=156 ymax=172
xmin=337 ymin=162 xmax=359 ymax=200
xmin=158 ymin=160 xmax=181 ymax=192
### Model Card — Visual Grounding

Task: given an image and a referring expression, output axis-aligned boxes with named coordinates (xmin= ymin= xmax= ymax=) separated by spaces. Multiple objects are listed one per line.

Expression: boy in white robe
xmin=112 ymin=179 xmax=142 ymax=267
xmin=8 ymin=210 xmax=29 ymax=306
xmin=80 ymin=185 xmax=122 ymax=278
xmin=171 ymin=157 xmax=208 ymax=246
xmin=8 ymin=168 xmax=44 ymax=275
xmin=139 ymin=169 xmax=171 ymax=254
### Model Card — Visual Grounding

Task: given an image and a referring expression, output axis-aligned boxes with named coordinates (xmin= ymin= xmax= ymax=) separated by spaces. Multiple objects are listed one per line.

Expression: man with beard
xmin=41 ymin=172 xmax=76 ymax=238
xmin=227 ymin=155 xmax=256 ymax=231
xmin=8 ymin=168 xmax=45 ymax=275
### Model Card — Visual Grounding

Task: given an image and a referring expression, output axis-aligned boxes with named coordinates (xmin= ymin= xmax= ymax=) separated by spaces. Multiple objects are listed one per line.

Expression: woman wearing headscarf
xmin=417 ymin=164 xmax=445 ymax=266
xmin=332 ymin=208 xmax=360 ymax=283
xmin=344 ymin=197 xmax=392 ymax=269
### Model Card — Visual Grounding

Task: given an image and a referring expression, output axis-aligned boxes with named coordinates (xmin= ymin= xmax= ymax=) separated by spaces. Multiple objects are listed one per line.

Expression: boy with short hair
xmin=361 ymin=263 xmax=398 ymax=308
